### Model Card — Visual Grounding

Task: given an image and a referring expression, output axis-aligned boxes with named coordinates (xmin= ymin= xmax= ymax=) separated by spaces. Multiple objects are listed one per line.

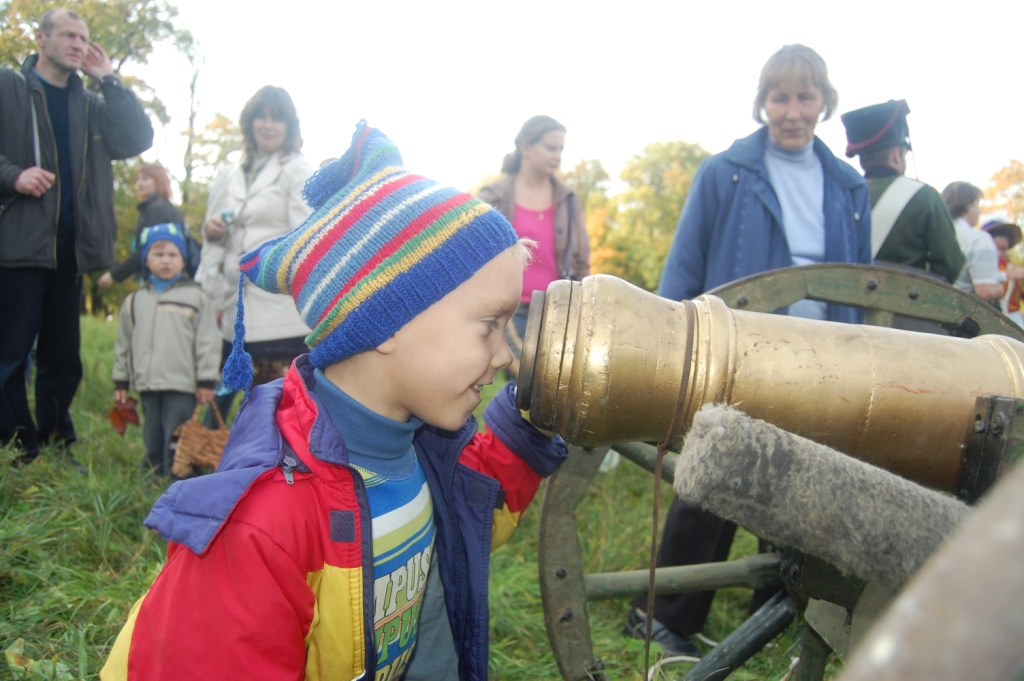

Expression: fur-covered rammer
xmin=674 ymin=404 xmax=971 ymax=589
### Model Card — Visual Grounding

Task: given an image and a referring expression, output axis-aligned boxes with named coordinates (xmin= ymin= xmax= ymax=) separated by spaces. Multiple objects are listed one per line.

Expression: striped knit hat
xmin=221 ymin=120 xmax=517 ymax=394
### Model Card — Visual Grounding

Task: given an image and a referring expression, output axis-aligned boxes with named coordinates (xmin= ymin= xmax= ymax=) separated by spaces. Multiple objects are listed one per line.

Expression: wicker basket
xmin=171 ymin=402 xmax=229 ymax=478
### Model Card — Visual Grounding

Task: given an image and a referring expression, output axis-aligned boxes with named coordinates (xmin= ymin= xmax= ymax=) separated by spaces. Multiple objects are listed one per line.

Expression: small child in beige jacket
xmin=113 ymin=224 xmax=220 ymax=476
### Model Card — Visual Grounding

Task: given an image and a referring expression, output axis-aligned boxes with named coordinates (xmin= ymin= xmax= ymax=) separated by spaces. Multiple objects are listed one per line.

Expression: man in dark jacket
xmin=0 ymin=8 xmax=153 ymax=465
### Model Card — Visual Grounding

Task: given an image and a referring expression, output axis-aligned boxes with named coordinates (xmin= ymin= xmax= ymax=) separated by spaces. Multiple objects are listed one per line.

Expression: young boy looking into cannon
xmin=101 ymin=122 xmax=567 ymax=681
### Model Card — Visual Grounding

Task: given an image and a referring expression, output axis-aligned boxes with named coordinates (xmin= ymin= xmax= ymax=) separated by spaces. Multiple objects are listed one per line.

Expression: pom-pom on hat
xmin=841 ymin=99 xmax=912 ymax=158
xmin=139 ymin=223 xmax=188 ymax=269
xmin=221 ymin=120 xmax=518 ymax=394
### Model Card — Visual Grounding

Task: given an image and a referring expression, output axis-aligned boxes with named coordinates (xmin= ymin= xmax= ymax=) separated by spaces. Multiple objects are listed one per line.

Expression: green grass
xmin=1 ymin=316 xmax=841 ymax=679
xmin=1 ymin=317 xmax=169 ymax=680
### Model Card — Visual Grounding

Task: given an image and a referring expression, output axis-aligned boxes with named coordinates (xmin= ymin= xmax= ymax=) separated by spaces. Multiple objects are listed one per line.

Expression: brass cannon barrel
xmin=517 ymin=275 xmax=1024 ymax=493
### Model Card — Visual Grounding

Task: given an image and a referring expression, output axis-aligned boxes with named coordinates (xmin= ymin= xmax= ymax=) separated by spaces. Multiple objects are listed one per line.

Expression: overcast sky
xmin=134 ymin=0 xmax=1023 ymax=202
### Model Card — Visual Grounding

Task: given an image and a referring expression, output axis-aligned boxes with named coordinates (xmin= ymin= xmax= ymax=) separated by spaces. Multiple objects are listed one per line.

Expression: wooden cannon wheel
xmin=537 ymin=264 xmax=1024 ymax=681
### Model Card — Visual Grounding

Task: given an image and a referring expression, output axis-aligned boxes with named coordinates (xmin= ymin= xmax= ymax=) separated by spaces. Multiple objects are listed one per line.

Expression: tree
xmin=561 ymin=159 xmax=610 ymax=212
xmin=178 ymin=113 xmax=242 ymax=229
xmin=590 ymin=141 xmax=709 ymax=291
xmin=1 ymin=1 xmax=202 ymax=314
xmin=467 ymin=174 xmax=503 ymax=196
xmin=179 ymin=30 xmax=202 ymax=210
xmin=0 ymin=0 xmax=191 ymax=125
xmin=984 ymin=160 xmax=1024 ymax=226
xmin=82 ymin=158 xmax=142 ymax=315
xmin=0 ymin=1 xmax=224 ymax=315
xmin=177 ymin=30 xmax=242 ymax=232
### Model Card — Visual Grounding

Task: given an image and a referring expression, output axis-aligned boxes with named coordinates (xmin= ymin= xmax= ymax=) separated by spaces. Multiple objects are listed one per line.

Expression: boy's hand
xmin=519 ymin=408 xmax=558 ymax=439
xmin=196 ymin=388 xmax=215 ymax=404
xmin=114 ymin=389 xmax=128 ymax=403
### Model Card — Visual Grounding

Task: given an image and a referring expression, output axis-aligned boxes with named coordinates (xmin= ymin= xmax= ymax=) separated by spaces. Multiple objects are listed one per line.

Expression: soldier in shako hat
xmin=842 ymin=100 xmax=965 ymax=284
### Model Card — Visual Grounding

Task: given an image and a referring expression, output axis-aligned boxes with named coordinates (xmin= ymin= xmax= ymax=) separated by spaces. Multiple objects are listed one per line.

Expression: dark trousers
xmin=0 ymin=242 xmax=83 ymax=457
xmin=140 ymin=391 xmax=196 ymax=476
xmin=634 ymin=497 xmax=778 ymax=636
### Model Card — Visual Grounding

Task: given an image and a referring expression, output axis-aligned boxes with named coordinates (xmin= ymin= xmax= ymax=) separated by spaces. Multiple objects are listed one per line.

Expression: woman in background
xmin=941 ymin=182 xmax=1002 ymax=302
xmin=197 ymin=86 xmax=314 ymax=418
xmin=635 ymin=44 xmax=872 ymax=659
xmin=478 ymin=115 xmax=590 ymax=377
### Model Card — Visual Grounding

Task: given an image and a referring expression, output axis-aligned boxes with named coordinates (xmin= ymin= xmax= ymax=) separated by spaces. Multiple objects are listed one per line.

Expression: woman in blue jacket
xmin=628 ymin=44 xmax=872 ymax=657
xmin=660 ymin=45 xmax=872 ymax=322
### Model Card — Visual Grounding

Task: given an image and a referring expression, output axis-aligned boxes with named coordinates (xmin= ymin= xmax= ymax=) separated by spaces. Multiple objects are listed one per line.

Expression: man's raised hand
xmin=81 ymin=43 xmax=114 ymax=80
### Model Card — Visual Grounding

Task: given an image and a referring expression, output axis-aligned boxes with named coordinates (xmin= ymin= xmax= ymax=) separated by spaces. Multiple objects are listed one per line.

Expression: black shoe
xmin=10 ymin=449 xmax=39 ymax=468
xmin=40 ymin=433 xmax=86 ymax=475
xmin=64 ymin=453 xmax=88 ymax=476
xmin=624 ymin=607 xmax=702 ymax=658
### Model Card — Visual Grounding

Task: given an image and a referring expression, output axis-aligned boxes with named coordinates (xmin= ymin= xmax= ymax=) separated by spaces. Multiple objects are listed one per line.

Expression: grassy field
xmin=1 ymin=316 xmax=840 ymax=680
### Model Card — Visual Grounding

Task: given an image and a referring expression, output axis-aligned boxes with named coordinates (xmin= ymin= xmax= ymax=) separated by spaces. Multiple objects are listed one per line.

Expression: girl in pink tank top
xmin=477 ymin=116 xmax=591 ymax=379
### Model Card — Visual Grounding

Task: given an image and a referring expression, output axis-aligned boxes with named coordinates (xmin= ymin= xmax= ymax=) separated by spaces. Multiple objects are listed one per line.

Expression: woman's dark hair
xmin=942 ymin=181 xmax=984 ymax=219
xmin=502 ymin=115 xmax=567 ymax=175
xmin=239 ymin=86 xmax=303 ymax=169
xmin=137 ymin=162 xmax=172 ymax=200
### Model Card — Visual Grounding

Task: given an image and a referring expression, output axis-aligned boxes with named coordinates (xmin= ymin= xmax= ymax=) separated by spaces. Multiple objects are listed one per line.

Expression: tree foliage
xmin=467 ymin=173 xmax=503 ymax=196
xmin=588 ymin=141 xmax=709 ymax=291
xmin=84 ymin=159 xmax=143 ymax=315
xmin=469 ymin=148 xmax=707 ymax=293
xmin=173 ymin=28 xmax=242 ymax=230
xmin=562 ymin=158 xmax=610 ymax=212
xmin=984 ymin=159 xmax=1024 ymax=226
xmin=0 ymin=1 xmax=249 ymax=315
xmin=1 ymin=0 xmax=204 ymax=314
xmin=0 ymin=0 xmax=190 ymax=125
xmin=179 ymin=114 xmax=241 ymax=231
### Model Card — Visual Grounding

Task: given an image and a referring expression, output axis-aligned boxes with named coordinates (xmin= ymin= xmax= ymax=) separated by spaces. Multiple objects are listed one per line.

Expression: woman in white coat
xmin=198 ymin=86 xmax=314 ymax=397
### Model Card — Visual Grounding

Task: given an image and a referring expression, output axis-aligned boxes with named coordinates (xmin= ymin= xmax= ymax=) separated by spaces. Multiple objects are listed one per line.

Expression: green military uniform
xmin=868 ymin=171 xmax=966 ymax=284
xmin=842 ymin=99 xmax=966 ymax=284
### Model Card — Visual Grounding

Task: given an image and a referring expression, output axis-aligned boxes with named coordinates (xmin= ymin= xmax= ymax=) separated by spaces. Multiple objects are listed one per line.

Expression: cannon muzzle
xmin=517 ymin=275 xmax=1024 ymax=492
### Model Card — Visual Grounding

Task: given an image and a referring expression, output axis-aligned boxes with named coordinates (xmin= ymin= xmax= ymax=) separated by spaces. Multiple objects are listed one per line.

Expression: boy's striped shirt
xmin=353 ymin=457 xmax=435 ymax=681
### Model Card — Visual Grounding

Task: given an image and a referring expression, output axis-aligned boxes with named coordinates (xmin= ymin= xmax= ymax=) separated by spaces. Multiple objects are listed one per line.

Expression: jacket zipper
xmin=281 ymin=454 xmax=297 ymax=485
xmin=355 ymin=470 xmax=375 ymax=681
xmin=441 ymin=429 xmax=475 ymax=647
xmin=127 ymin=292 xmax=137 ymax=391
xmin=147 ymin=286 xmax=158 ymax=386
xmin=310 ymin=437 xmax=376 ymax=681
xmin=34 ymin=85 xmax=61 ymax=268
xmin=75 ymin=98 xmax=90 ymax=274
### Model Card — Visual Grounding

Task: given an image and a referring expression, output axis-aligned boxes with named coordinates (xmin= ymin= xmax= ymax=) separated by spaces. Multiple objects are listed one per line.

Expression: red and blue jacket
xmin=101 ymin=355 xmax=567 ymax=681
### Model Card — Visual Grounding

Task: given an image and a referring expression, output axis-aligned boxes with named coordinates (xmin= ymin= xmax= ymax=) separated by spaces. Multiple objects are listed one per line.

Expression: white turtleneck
xmin=764 ymin=136 xmax=826 ymax=320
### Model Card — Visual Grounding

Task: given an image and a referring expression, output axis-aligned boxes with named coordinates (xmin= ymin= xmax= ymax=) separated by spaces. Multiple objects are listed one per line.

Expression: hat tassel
xmin=220 ymin=273 xmax=254 ymax=399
